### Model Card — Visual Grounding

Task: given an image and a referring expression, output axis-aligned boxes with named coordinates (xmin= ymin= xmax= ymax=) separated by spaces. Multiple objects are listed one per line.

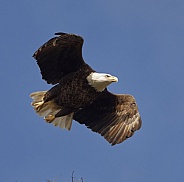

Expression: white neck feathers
xmin=86 ymin=72 xmax=114 ymax=92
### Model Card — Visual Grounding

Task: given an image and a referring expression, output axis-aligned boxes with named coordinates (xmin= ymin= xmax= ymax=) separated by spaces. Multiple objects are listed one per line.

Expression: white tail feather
xmin=52 ymin=113 xmax=73 ymax=130
xmin=30 ymin=91 xmax=73 ymax=130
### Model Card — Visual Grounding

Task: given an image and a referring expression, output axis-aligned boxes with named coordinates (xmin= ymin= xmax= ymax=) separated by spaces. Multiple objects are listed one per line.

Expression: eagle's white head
xmin=87 ymin=72 xmax=118 ymax=92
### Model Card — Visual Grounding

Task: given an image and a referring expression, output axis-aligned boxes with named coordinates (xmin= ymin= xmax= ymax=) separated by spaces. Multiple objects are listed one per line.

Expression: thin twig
xmin=72 ymin=171 xmax=74 ymax=182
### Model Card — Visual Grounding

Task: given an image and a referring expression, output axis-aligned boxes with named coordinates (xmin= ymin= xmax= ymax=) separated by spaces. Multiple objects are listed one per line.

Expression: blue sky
xmin=0 ymin=0 xmax=183 ymax=181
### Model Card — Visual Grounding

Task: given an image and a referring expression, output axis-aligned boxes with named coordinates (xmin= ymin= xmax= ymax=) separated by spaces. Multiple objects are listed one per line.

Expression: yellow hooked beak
xmin=109 ymin=76 xmax=118 ymax=82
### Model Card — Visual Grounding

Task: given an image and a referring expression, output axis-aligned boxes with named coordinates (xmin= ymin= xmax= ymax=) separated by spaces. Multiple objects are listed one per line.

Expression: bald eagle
xmin=30 ymin=32 xmax=142 ymax=145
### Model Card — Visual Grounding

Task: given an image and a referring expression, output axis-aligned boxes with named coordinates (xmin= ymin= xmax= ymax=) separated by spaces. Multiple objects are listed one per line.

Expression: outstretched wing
xmin=33 ymin=32 xmax=85 ymax=84
xmin=74 ymin=90 xmax=142 ymax=145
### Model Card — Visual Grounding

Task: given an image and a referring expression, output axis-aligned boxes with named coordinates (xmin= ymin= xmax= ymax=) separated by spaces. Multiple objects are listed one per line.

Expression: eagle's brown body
xmin=44 ymin=64 xmax=103 ymax=110
xmin=30 ymin=32 xmax=142 ymax=145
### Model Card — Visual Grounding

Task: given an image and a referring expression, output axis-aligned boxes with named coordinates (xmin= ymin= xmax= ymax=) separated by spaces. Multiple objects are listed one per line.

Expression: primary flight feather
xmin=30 ymin=32 xmax=142 ymax=145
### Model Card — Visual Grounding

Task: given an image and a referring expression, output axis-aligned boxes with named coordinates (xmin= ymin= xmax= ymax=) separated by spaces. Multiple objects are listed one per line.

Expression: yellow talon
xmin=44 ymin=114 xmax=55 ymax=123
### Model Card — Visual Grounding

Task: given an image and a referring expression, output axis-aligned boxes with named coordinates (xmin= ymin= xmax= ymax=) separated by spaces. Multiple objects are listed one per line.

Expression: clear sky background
xmin=0 ymin=0 xmax=183 ymax=181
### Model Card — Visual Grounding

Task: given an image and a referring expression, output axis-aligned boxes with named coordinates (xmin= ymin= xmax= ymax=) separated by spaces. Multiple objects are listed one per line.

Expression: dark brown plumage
xmin=74 ymin=91 xmax=141 ymax=145
xmin=33 ymin=32 xmax=87 ymax=84
xmin=30 ymin=32 xmax=142 ymax=145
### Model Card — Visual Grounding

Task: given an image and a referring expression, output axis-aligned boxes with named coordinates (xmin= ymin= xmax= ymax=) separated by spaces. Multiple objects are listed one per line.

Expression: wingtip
xmin=54 ymin=32 xmax=82 ymax=39
xmin=54 ymin=32 xmax=67 ymax=36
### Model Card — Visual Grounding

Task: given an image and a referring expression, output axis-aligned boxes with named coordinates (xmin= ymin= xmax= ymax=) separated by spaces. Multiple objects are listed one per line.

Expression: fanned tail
xmin=30 ymin=91 xmax=73 ymax=130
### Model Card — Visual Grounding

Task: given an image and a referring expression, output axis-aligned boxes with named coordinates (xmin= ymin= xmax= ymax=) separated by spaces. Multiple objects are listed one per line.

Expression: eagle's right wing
xmin=74 ymin=90 xmax=142 ymax=145
xmin=33 ymin=33 xmax=85 ymax=84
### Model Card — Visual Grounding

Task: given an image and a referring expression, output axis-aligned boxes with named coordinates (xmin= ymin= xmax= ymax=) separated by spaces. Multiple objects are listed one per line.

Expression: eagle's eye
xmin=131 ymin=102 xmax=136 ymax=107
xmin=105 ymin=75 xmax=111 ymax=78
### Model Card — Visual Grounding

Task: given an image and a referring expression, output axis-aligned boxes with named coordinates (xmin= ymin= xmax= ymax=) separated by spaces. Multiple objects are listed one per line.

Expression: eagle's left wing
xmin=74 ymin=90 xmax=142 ymax=145
xmin=33 ymin=33 xmax=85 ymax=84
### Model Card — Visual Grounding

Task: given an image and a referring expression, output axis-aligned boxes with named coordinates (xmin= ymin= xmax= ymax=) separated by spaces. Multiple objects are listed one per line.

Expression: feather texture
xmin=74 ymin=91 xmax=142 ymax=145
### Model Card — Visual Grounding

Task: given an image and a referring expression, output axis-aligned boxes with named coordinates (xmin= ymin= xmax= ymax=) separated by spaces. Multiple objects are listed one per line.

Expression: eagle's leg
xmin=44 ymin=107 xmax=75 ymax=123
